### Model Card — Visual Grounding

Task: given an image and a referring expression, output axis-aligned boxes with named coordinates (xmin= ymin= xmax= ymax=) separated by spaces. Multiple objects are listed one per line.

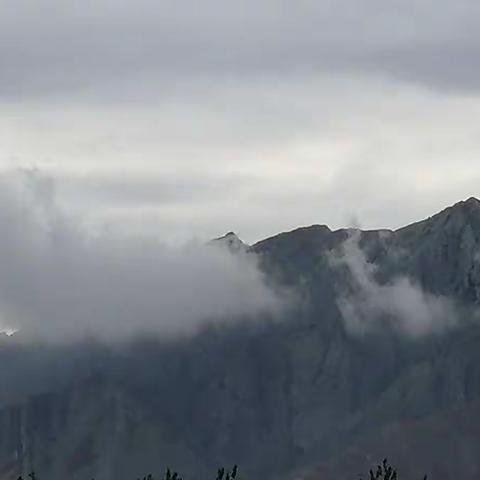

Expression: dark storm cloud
xmin=1 ymin=0 xmax=480 ymax=97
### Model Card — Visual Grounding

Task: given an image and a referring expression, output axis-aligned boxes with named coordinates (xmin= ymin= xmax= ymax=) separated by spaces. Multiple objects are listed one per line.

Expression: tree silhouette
xmin=359 ymin=458 xmax=427 ymax=480
xmin=14 ymin=460 xmax=430 ymax=480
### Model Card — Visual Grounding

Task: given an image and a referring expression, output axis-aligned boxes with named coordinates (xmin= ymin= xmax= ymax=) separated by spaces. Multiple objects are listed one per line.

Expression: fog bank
xmin=0 ymin=170 xmax=283 ymax=342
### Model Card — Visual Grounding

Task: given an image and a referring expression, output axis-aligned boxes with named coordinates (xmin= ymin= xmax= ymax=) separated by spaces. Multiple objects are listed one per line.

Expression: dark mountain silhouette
xmin=1 ymin=198 xmax=480 ymax=480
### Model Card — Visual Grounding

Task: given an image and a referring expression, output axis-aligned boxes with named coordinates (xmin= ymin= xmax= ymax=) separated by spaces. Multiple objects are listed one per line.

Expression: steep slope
xmin=393 ymin=197 xmax=480 ymax=303
xmin=306 ymin=399 xmax=480 ymax=480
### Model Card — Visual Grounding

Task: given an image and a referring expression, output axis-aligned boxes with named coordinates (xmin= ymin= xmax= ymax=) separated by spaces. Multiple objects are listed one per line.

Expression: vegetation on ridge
xmin=359 ymin=459 xmax=427 ymax=480
xmin=13 ymin=460 xmax=429 ymax=480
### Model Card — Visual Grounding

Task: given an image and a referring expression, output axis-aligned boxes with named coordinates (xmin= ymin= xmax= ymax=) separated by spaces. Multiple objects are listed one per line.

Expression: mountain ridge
xmin=213 ymin=197 xmax=480 ymax=256
xmin=1 ymin=197 xmax=480 ymax=480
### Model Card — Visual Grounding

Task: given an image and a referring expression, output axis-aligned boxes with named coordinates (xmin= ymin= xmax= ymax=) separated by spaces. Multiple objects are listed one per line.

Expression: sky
xmin=1 ymin=0 xmax=480 ymax=244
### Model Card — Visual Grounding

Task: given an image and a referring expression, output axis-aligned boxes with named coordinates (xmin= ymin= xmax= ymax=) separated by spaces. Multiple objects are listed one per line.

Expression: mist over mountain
xmin=0 ymin=170 xmax=283 ymax=342
xmin=1 ymin=197 xmax=480 ymax=480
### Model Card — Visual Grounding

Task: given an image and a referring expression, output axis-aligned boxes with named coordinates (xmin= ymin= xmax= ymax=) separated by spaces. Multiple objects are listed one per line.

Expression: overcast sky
xmin=1 ymin=0 xmax=480 ymax=243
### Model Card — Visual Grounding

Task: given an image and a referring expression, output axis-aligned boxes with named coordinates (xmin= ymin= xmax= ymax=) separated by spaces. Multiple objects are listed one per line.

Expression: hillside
xmin=1 ymin=199 xmax=480 ymax=480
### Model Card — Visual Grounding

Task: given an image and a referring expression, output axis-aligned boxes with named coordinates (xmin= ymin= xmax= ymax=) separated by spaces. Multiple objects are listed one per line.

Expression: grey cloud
xmin=56 ymin=172 xmax=256 ymax=207
xmin=2 ymin=22 xmax=480 ymax=245
xmin=0 ymin=169 xmax=284 ymax=342
xmin=364 ymin=42 xmax=480 ymax=92
xmin=1 ymin=0 xmax=480 ymax=97
xmin=331 ymin=231 xmax=457 ymax=337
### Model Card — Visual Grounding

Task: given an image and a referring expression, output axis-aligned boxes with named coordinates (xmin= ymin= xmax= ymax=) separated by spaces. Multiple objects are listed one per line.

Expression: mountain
xmin=211 ymin=232 xmax=248 ymax=254
xmin=1 ymin=199 xmax=480 ymax=480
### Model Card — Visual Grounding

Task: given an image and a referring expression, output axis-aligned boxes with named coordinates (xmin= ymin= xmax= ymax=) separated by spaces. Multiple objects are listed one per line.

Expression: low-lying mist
xmin=0 ymin=170 xmax=284 ymax=343
xmin=330 ymin=231 xmax=458 ymax=337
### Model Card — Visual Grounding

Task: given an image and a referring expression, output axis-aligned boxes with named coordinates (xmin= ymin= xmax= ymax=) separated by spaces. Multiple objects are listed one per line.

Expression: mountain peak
xmin=211 ymin=231 xmax=248 ymax=253
xmin=439 ymin=196 xmax=480 ymax=226
xmin=396 ymin=197 xmax=480 ymax=235
xmin=215 ymin=231 xmax=242 ymax=242
xmin=453 ymin=196 xmax=480 ymax=211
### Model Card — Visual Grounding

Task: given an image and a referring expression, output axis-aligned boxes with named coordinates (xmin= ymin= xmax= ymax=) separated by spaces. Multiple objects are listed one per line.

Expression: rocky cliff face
xmin=2 ymin=199 xmax=480 ymax=480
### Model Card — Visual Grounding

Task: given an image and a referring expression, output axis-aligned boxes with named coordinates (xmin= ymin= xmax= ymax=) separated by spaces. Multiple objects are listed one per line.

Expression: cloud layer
xmin=1 ymin=1 xmax=480 ymax=244
xmin=0 ymin=170 xmax=282 ymax=342
xmin=1 ymin=0 xmax=480 ymax=96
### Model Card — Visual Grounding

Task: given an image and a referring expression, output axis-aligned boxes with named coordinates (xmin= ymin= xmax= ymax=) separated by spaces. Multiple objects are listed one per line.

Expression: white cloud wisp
xmin=331 ymin=232 xmax=457 ymax=337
